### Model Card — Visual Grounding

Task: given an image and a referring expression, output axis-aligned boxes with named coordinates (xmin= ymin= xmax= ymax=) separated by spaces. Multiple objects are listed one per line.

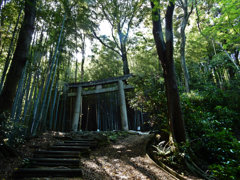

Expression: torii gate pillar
xmin=118 ymin=80 xmax=129 ymax=131
xmin=72 ymin=86 xmax=82 ymax=131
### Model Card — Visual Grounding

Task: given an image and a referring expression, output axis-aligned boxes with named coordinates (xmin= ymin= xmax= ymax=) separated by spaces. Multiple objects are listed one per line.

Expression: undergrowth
xmin=130 ymin=74 xmax=240 ymax=179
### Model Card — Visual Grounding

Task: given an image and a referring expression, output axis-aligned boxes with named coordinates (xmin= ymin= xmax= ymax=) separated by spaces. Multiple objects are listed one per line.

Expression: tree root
xmin=184 ymin=153 xmax=214 ymax=180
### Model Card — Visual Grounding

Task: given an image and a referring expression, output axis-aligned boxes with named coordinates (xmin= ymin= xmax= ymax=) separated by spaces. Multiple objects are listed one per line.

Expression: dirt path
xmin=1 ymin=132 xmax=199 ymax=179
xmin=80 ymin=133 xmax=177 ymax=180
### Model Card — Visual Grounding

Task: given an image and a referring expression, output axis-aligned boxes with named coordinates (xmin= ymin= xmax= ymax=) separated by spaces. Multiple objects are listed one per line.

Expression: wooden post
xmin=62 ymin=85 xmax=68 ymax=132
xmin=118 ymin=80 xmax=129 ymax=131
xmin=72 ymin=86 xmax=82 ymax=131
xmin=96 ymin=85 xmax=102 ymax=131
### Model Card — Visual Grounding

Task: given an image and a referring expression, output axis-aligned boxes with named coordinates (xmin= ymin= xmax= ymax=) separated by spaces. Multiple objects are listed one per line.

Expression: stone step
xmin=35 ymin=150 xmax=81 ymax=154
xmin=34 ymin=150 xmax=90 ymax=157
xmin=28 ymin=158 xmax=80 ymax=167
xmin=29 ymin=162 xmax=79 ymax=168
xmin=30 ymin=158 xmax=80 ymax=163
xmin=33 ymin=153 xmax=80 ymax=158
xmin=13 ymin=168 xmax=82 ymax=178
xmin=64 ymin=139 xmax=95 ymax=143
xmin=54 ymin=142 xmax=96 ymax=146
xmin=49 ymin=145 xmax=90 ymax=151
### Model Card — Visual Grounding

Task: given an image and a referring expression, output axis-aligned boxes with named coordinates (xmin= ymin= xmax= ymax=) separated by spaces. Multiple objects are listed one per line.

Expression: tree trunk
xmin=49 ymin=84 xmax=58 ymax=130
xmin=180 ymin=4 xmax=190 ymax=92
xmin=0 ymin=0 xmax=36 ymax=158
xmin=0 ymin=0 xmax=36 ymax=116
xmin=10 ymin=64 xmax=27 ymax=121
xmin=31 ymin=77 xmax=44 ymax=135
xmin=25 ymin=72 xmax=39 ymax=135
xmin=22 ymin=69 xmax=35 ymax=123
xmin=0 ymin=23 xmax=12 ymax=57
xmin=80 ymin=34 xmax=86 ymax=82
xmin=42 ymin=51 xmax=61 ymax=131
xmin=151 ymin=0 xmax=186 ymax=143
xmin=0 ymin=7 xmax=23 ymax=92
xmin=121 ymin=44 xmax=130 ymax=75
xmin=234 ymin=50 xmax=239 ymax=66
xmin=118 ymin=24 xmax=130 ymax=75
xmin=33 ymin=14 xmax=66 ymax=134
xmin=14 ymin=63 xmax=29 ymax=122
xmin=53 ymin=92 xmax=60 ymax=131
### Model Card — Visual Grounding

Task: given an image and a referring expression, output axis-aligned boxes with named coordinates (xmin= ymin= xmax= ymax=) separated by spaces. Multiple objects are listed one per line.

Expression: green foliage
xmin=86 ymin=45 xmax=123 ymax=81
xmin=202 ymin=0 xmax=240 ymax=49
xmin=93 ymin=131 xmax=130 ymax=144
xmin=107 ymin=131 xmax=129 ymax=142
xmin=153 ymin=141 xmax=171 ymax=156
xmin=181 ymin=85 xmax=240 ymax=179
xmin=1 ymin=114 xmax=27 ymax=148
xmin=128 ymin=73 xmax=168 ymax=131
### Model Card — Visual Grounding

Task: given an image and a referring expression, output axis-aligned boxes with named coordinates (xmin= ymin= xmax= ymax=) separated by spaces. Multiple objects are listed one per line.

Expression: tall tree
xmin=0 ymin=0 xmax=36 ymax=116
xmin=80 ymin=33 xmax=86 ymax=82
xmin=150 ymin=0 xmax=186 ymax=143
xmin=177 ymin=0 xmax=193 ymax=92
xmin=0 ymin=6 xmax=23 ymax=92
xmin=0 ymin=0 xmax=36 ymax=157
xmin=90 ymin=0 xmax=147 ymax=75
xmin=195 ymin=0 xmax=240 ymax=71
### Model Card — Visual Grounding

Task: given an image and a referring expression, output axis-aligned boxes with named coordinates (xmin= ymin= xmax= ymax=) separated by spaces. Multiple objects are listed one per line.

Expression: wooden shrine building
xmin=65 ymin=75 xmax=144 ymax=132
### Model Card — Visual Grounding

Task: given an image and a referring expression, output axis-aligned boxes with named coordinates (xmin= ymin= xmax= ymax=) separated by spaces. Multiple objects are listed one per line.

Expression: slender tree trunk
xmin=53 ymin=92 xmax=60 ymax=131
xmin=80 ymin=34 xmax=85 ymax=82
xmin=118 ymin=24 xmax=130 ymax=75
xmin=32 ymin=14 xmax=66 ymax=135
xmin=10 ymin=64 xmax=27 ymax=121
xmin=75 ymin=51 xmax=78 ymax=83
xmin=42 ymin=51 xmax=61 ymax=131
xmin=234 ymin=50 xmax=239 ymax=66
xmin=74 ymin=23 xmax=78 ymax=83
xmin=26 ymin=73 xmax=39 ymax=134
xmin=118 ymin=29 xmax=130 ymax=75
xmin=121 ymin=44 xmax=130 ymax=75
xmin=22 ymin=70 xmax=36 ymax=123
xmin=49 ymin=84 xmax=58 ymax=130
xmin=151 ymin=0 xmax=186 ymax=143
xmin=61 ymin=85 xmax=68 ymax=132
xmin=13 ymin=63 xmax=29 ymax=122
xmin=180 ymin=4 xmax=190 ymax=92
xmin=0 ymin=23 xmax=12 ymax=56
xmin=23 ymin=36 xmax=46 ymax=127
xmin=30 ymin=77 xmax=44 ymax=134
xmin=0 ymin=0 xmax=36 ymax=115
xmin=0 ymin=7 xmax=23 ymax=92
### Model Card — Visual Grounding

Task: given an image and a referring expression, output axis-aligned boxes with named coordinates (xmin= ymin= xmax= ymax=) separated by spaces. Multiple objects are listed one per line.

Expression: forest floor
xmin=0 ymin=131 xmax=202 ymax=179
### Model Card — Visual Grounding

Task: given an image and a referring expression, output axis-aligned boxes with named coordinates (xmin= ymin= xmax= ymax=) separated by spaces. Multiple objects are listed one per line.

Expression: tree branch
xmin=217 ymin=42 xmax=239 ymax=71
xmin=91 ymin=28 xmax=121 ymax=56
xmin=111 ymin=25 xmax=121 ymax=51
xmin=100 ymin=3 xmax=114 ymax=27
xmin=187 ymin=0 xmax=194 ymax=20
xmin=178 ymin=0 xmax=184 ymax=8
xmin=195 ymin=0 xmax=204 ymax=37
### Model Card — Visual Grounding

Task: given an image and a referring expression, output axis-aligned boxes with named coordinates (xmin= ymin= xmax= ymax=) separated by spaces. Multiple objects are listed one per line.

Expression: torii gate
xmin=67 ymin=75 xmax=133 ymax=131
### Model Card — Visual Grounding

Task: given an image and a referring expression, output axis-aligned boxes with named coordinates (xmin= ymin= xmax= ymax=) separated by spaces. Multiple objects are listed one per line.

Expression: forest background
xmin=0 ymin=0 xmax=239 ymax=179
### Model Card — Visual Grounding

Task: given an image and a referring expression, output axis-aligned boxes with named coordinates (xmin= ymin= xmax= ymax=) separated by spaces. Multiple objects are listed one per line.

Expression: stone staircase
xmin=13 ymin=138 xmax=97 ymax=179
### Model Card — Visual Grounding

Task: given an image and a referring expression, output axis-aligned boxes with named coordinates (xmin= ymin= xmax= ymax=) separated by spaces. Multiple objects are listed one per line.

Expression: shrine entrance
xmin=66 ymin=75 xmax=143 ymax=131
